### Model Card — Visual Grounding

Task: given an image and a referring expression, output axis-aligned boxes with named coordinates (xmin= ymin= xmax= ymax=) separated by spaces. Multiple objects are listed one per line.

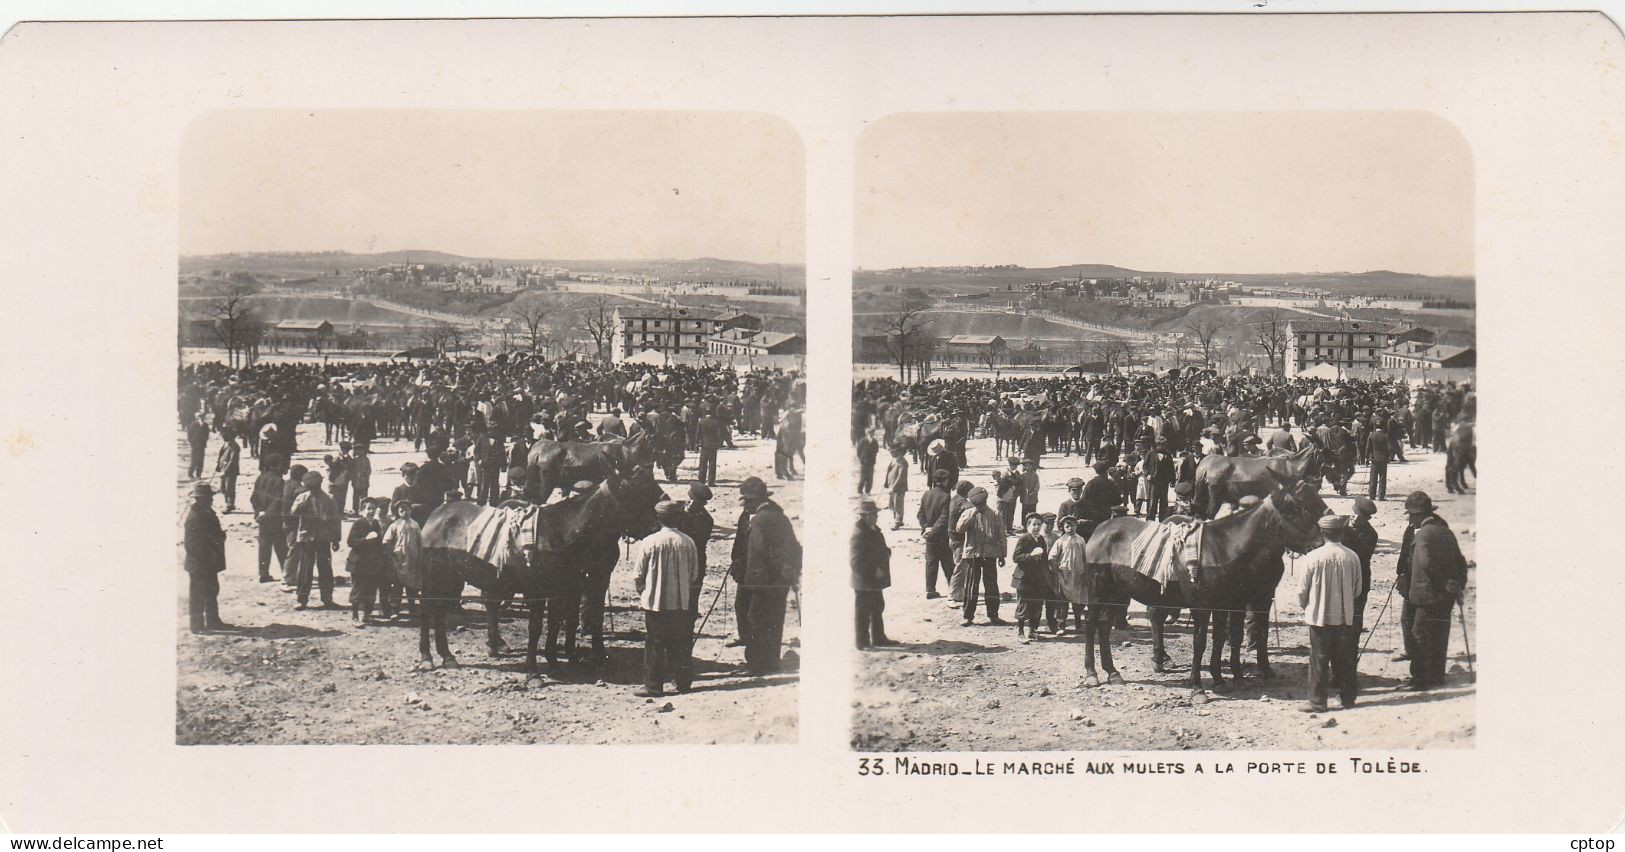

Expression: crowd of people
xmin=180 ymin=354 xmax=804 ymax=696
xmin=850 ymin=369 xmax=1474 ymax=709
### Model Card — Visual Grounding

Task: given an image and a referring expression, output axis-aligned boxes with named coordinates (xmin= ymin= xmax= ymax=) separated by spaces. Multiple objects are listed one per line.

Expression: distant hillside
xmin=181 ymin=251 xmax=805 ymax=284
xmin=856 ymin=264 xmax=1474 ymax=305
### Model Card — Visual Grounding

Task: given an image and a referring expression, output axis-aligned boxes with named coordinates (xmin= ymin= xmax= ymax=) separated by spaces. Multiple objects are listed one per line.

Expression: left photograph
xmin=176 ymin=110 xmax=806 ymax=745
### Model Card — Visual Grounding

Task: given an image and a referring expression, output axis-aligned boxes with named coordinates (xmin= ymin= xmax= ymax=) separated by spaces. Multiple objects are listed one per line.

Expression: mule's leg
xmin=1152 ymin=612 xmax=1169 ymax=674
xmin=543 ymin=596 xmax=562 ymax=665
xmin=525 ymin=594 xmax=547 ymax=686
xmin=1253 ymin=600 xmax=1275 ymax=678
xmin=1100 ymin=605 xmax=1123 ymax=684
xmin=1226 ymin=610 xmax=1244 ymax=677
xmin=1082 ymin=605 xmax=1100 ymax=687
xmin=1190 ymin=609 xmax=1209 ymax=691
xmin=1208 ymin=611 xmax=1228 ymax=691
xmin=487 ymin=590 xmax=511 ymax=656
xmin=416 ymin=600 xmax=435 ymax=672
xmin=436 ymin=605 xmax=459 ymax=668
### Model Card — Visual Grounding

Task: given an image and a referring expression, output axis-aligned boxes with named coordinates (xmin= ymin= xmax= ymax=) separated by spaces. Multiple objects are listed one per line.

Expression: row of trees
xmin=874 ymin=298 xmax=1295 ymax=380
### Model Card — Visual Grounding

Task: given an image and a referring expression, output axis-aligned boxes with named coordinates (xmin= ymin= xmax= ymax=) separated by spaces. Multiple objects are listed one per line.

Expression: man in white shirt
xmin=634 ymin=500 xmax=701 ymax=698
xmin=1297 ymin=514 xmax=1364 ymax=712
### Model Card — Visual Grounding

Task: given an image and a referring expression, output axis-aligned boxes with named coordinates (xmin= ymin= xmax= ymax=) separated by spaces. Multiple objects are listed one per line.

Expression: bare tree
xmin=976 ymin=343 xmax=1004 ymax=374
xmin=1184 ymin=317 xmax=1225 ymax=368
xmin=1092 ymin=337 xmax=1136 ymax=373
xmin=1253 ymin=310 xmax=1290 ymax=375
xmin=420 ymin=320 xmax=464 ymax=356
xmin=203 ymin=280 xmax=260 ymax=368
xmin=511 ymin=301 xmax=551 ymax=352
xmin=882 ymin=298 xmax=934 ymax=383
xmin=580 ymin=296 xmax=615 ymax=362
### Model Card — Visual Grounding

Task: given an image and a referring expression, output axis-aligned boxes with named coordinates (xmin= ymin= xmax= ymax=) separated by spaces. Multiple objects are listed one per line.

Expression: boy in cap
xmin=851 ymin=499 xmax=894 ymax=649
xmin=383 ymin=499 xmax=423 ymax=620
xmin=1296 ymin=514 xmax=1363 ymax=711
xmin=183 ymin=481 xmax=230 ymax=633
xmin=346 ymin=498 xmax=389 ymax=626
xmin=634 ymin=500 xmax=701 ymax=697
xmin=1011 ymin=514 xmax=1052 ymax=642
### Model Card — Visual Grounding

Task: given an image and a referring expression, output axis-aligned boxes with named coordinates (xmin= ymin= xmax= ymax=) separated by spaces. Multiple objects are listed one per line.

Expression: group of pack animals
xmin=871 ymin=390 xmax=1472 ymax=694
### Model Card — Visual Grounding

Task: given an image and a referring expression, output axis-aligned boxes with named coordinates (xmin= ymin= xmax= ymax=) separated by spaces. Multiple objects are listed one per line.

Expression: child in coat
xmin=346 ymin=498 xmax=388 ymax=625
xmin=1011 ymin=514 xmax=1053 ymax=642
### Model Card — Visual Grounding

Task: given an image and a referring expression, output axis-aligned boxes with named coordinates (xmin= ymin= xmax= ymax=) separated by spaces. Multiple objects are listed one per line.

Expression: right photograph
xmin=848 ymin=112 xmax=1477 ymax=751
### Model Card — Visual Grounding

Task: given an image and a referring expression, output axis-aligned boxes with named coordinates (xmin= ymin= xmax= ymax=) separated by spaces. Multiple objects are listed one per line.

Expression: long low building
xmin=1381 ymin=341 xmax=1476 ymax=370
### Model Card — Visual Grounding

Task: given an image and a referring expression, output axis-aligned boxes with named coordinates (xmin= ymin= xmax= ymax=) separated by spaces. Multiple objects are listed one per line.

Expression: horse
xmin=524 ymin=429 xmax=653 ymax=504
xmin=413 ymin=467 xmax=666 ymax=681
xmin=1069 ymin=481 xmax=1328 ymax=691
xmin=985 ymin=411 xmax=1021 ymax=459
xmin=1190 ymin=444 xmax=1320 ymax=519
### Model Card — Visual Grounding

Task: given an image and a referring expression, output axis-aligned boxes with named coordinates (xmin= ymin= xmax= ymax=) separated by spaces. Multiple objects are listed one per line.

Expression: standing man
xmin=1296 ymin=514 xmax=1362 ymax=712
xmin=213 ymin=429 xmax=240 ymax=513
xmin=183 ymin=481 xmax=230 ymax=633
xmin=289 ymin=470 xmax=340 ymax=611
xmin=186 ymin=414 xmax=210 ymax=479
xmin=855 ymin=430 xmax=879 ymax=495
xmin=1018 ymin=459 xmax=1041 ymax=527
xmin=1145 ymin=437 xmax=1174 ymax=521
xmin=995 ymin=456 xmax=1023 ymax=534
xmin=279 ymin=463 xmax=309 ymax=591
xmin=1340 ymin=497 xmax=1380 ymax=683
xmin=727 ymin=488 xmax=758 ymax=650
xmin=955 ymin=487 xmax=1008 ymax=627
xmin=1395 ymin=491 xmax=1468 ymax=691
xmin=697 ymin=407 xmax=727 ymax=486
xmin=350 ymin=443 xmax=373 ymax=513
xmin=328 ymin=442 xmax=354 ymax=515
xmin=1367 ymin=424 xmax=1390 ymax=501
xmin=249 ymin=454 xmax=288 ymax=583
xmin=678 ymin=484 xmax=716 ymax=610
xmin=739 ymin=477 xmax=801 ymax=676
xmin=882 ymin=445 xmax=910 ymax=531
xmin=634 ymin=500 xmax=701 ymax=697
xmin=916 ymin=469 xmax=953 ymax=599
xmin=851 ymin=499 xmax=894 ymax=649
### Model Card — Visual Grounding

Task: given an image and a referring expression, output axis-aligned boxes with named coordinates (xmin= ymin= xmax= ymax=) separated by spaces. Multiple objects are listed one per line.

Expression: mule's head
xmin=1268 ymin=480 xmax=1330 ymax=554
xmin=604 ymin=466 xmax=665 ymax=540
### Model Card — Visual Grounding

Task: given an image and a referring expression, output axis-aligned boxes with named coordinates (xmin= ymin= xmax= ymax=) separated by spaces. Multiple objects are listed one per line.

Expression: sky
xmin=856 ymin=112 xmax=1474 ymax=277
xmin=181 ymin=110 xmax=804 ymax=263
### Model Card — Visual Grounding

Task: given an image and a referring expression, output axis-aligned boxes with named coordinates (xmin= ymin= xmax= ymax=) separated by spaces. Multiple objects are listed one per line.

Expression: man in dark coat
xmin=1394 ymin=490 xmax=1468 ymax=691
xmin=278 ymin=463 xmax=309 ymax=590
xmin=1334 ymin=496 xmax=1380 ymax=689
xmin=214 ymin=429 xmax=241 ymax=513
xmin=249 ymin=455 xmax=288 ymax=583
xmin=697 ymin=408 xmax=727 ymax=486
xmin=916 ymin=469 xmax=953 ymax=598
xmin=727 ymin=492 xmax=758 ymax=649
xmin=1366 ymin=426 xmax=1390 ymax=500
xmin=183 ymin=481 xmax=230 ymax=633
xmin=186 ymin=414 xmax=211 ymax=479
xmin=678 ymin=484 xmax=716 ymax=610
xmin=851 ymin=499 xmax=894 ymax=649
xmin=738 ymin=477 xmax=801 ymax=676
xmin=1080 ymin=461 xmax=1121 ymax=523
xmin=854 ymin=430 xmax=879 ymax=495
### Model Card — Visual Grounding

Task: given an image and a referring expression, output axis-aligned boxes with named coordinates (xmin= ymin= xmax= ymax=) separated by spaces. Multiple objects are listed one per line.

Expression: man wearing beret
xmin=1395 ymin=491 xmax=1468 ymax=691
xmin=183 ymin=481 xmax=230 ymax=633
xmin=1297 ymin=514 xmax=1363 ymax=712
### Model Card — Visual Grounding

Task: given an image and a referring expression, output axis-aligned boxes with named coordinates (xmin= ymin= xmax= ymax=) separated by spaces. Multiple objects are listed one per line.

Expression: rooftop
xmin=1288 ymin=320 xmax=1400 ymax=335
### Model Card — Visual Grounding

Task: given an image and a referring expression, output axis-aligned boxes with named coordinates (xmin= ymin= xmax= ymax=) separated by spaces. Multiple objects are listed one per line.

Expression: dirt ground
xmin=176 ymin=422 xmax=800 ymax=745
xmin=850 ymin=433 xmax=1476 ymax=751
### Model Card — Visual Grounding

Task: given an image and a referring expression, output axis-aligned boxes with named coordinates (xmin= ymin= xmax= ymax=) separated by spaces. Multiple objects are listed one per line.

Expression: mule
xmin=524 ymin=430 xmax=652 ymax=504
xmin=1069 ymin=482 xmax=1328 ymax=691
xmin=1190 ymin=445 xmax=1320 ymax=519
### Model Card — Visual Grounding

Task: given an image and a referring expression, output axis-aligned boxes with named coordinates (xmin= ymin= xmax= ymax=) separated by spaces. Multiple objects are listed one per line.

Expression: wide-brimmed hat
xmin=191 ymin=481 xmax=214 ymax=497
xmin=1404 ymin=491 xmax=1436 ymax=514
xmin=856 ymin=498 xmax=879 ymax=515
xmin=928 ymin=439 xmax=946 ymax=455
xmin=739 ymin=476 xmax=772 ymax=500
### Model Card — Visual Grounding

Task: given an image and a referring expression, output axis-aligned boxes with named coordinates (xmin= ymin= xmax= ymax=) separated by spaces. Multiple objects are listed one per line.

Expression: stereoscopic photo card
xmin=0 ymin=11 xmax=1622 ymax=835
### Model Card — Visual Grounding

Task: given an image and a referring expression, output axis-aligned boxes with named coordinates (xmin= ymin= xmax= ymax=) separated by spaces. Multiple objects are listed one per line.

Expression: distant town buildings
xmin=1381 ymin=341 xmax=1476 ymax=371
xmin=1286 ymin=320 xmax=1400 ymax=377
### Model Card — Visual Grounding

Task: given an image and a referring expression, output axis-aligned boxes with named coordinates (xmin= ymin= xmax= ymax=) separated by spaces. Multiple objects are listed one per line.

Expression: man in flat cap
xmin=1395 ymin=491 xmax=1468 ymax=691
xmin=289 ymin=470 xmax=341 ymax=611
xmin=1297 ymin=514 xmax=1362 ymax=712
